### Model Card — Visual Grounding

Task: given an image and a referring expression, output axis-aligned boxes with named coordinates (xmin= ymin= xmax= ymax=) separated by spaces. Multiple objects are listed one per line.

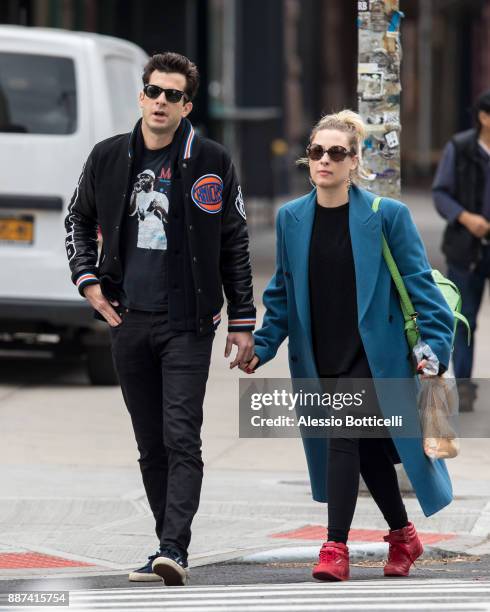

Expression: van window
xmin=0 ymin=53 xmax=77 ymax=135
xmin=104 ymin=55 xmax=140 ymax=133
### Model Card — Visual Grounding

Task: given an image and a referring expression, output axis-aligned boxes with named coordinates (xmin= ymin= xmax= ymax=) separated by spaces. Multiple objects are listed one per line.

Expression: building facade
xmin=1 ymin=0 xmax=489 ymax=194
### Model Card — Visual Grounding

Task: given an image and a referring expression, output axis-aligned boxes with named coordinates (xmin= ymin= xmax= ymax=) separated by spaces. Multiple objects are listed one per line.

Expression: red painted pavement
xmin=270 ymin=525 xmax=456 ymax=544
xmin=0 ymin=552 xmax=94 ymax=569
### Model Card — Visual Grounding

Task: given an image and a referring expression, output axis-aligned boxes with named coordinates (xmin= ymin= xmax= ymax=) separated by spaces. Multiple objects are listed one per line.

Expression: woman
xmin=243 ymin=110 xmax=454 ymax=582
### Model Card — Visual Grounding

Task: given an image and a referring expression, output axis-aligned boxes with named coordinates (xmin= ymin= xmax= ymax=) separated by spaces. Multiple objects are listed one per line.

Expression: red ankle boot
xmin=312 ymin=541 xmax=349 ymax=581
xmin=383 ymin=522 xmax=424 ymax=577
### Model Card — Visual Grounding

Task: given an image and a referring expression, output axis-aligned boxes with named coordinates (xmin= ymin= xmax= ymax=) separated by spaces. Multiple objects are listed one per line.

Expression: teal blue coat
xmin=254 ymin=185 xmax=455 ymax=517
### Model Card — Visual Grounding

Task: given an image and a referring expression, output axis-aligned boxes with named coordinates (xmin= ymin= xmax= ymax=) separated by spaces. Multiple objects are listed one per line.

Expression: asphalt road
xmin=0 ymin=556 xmax=489 ymax=592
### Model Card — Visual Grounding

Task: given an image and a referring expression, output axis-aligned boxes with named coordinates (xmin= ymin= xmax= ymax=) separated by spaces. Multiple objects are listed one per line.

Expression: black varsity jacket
xmin=64 ymin=118 xmax=256 ymax=335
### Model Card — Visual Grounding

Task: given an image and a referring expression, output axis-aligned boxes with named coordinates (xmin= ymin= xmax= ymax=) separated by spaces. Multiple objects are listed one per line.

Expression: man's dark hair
xmin=475 ymin=89 xmax=490 ymax=130
xmin=142 ymin=52 xmax=200 ymax=101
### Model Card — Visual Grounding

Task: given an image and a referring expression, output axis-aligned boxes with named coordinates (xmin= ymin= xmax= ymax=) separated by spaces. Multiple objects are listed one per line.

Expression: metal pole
xmin=417 ymin=0 xmax=433 ymax=174
xmin=357 ymin=0 xmax=403 ymax=198
xmin=358 ymin=1 xmax=414 ymax=492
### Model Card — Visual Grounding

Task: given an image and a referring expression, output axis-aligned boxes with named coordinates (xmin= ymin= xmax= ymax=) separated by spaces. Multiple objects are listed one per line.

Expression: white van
xmin=0 ymin=26 xmax=148 ymax=384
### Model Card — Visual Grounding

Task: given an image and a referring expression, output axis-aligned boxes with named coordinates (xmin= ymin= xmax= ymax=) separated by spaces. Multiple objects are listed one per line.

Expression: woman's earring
xmin=309 ymin=176 xmax=316 ymax=188
xmin=346 ymin=176 xmax=352 ymax=191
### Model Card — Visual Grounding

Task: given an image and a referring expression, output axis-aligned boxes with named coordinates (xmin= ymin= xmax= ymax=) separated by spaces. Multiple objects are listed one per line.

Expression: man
xmin=432 ymin=90 xmax=490 ymax=411
xmin=65 ymin=52 xmax=255 ymax=585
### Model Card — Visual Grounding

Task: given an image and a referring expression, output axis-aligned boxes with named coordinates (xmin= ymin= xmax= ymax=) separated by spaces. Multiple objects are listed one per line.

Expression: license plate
xmin=0 ymin=215 xmax=34 ymax=245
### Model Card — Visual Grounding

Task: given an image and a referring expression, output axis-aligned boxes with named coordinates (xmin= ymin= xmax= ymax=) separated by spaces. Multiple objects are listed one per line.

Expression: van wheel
xmin=86 ymin=344 xmax=118 ymax=386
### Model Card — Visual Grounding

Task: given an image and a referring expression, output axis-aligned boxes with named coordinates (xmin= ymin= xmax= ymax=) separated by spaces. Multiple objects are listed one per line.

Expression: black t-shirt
xmin=309 ymin=201 xmax=371 ymax=377
xmin=120 ymin=144 xmax=172 ymax=310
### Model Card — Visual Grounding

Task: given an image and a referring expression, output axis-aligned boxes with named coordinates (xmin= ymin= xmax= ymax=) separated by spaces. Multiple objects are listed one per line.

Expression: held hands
xmin=83 ymin=284 xmax=122 ymax=327
xmin=225 ymin=331 xmax=255 ymax=370
xmin=239 ymin=354 xmax=260 ymax=374
xmin=458 ymin=211 xmax=490 ymax=239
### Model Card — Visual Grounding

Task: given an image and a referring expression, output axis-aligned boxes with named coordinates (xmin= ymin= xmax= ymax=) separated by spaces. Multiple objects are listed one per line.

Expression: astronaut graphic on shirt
xmin=129 ymin=169 xmax=169 ymax=250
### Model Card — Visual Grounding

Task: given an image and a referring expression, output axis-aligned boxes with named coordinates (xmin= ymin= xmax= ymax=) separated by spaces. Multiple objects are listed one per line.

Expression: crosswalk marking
xmin=70 ymin=588 xmax=490 ymax=599
xmin=71 ymin=579 xmax=490 ymax=592
xmin=12 ymin=579 xmax=490 ymax=612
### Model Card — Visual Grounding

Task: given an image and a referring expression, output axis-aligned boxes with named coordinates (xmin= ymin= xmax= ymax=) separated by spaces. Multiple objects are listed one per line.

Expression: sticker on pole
xmin=385 ymin=131 xmax=399 ymax=149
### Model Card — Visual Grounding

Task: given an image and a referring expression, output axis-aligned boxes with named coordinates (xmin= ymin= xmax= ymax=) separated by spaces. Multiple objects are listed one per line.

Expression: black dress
xmin=308 ymin=200 xmax=400 ymax=460
xmin=309 ymin=201 xmax=372 ymax=378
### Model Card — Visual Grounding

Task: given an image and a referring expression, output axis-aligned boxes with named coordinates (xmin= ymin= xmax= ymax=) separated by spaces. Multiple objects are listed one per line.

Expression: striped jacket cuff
xmin=228 ymin=316 xmax=256 ymax=332
xmin=75 ymin=272 xmax=99 ymax=296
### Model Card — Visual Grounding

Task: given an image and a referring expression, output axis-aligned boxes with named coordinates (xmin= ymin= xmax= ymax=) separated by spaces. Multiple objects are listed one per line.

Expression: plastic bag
xmin=417 ymin=375 xmax=460 ymax=460
xmin=413 ymin=340 xmax=439 ymax=376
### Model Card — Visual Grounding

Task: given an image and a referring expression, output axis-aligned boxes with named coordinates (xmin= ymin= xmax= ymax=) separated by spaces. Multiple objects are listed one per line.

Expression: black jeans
xmin=110 ymin=310 xmax=214 ymax=557
xmin=327 ymin=437 xmax=408 ymax=544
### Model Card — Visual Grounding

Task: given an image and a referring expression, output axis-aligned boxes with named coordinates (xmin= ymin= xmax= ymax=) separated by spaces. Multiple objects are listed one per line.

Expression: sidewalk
xmin=0 ymin=190 xmax=489 ymax=580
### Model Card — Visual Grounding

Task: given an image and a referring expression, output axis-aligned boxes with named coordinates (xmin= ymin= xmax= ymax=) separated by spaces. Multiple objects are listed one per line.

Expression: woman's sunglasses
xmin=306 ymin=144 xmax=355 ymax=162
xmin=143 ymin=84 xmax=187 ymax=103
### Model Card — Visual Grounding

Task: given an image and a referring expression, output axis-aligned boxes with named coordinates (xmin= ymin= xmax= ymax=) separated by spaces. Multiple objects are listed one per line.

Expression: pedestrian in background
xmin=243 ymin=110 xmax=454 ymax=582
xmin=65 ymin=52 xmax=255 ymax=585
xmin=433 ymin=90 xmax=490 ymax=411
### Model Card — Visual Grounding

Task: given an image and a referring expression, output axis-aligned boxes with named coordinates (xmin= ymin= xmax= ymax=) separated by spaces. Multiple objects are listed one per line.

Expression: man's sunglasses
xmin=306 ymin=144 xmax=355 ymax=162
xmin=143 ymin=84 xmax=188 ymax=103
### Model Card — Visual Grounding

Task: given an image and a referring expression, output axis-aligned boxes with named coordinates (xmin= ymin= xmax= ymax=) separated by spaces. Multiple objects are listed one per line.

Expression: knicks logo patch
xmin=191 ymin=174 xmax=223 ymax=214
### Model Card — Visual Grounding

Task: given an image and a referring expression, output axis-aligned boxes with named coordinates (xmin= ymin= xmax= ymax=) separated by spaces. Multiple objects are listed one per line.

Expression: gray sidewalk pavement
xmin=0 ymin=190 xmax=489 ymax=581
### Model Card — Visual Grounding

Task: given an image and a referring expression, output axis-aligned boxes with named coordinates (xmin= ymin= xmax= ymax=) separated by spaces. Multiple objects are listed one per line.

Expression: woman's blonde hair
xmin=297 ymin=109 xmax=369 ymax=183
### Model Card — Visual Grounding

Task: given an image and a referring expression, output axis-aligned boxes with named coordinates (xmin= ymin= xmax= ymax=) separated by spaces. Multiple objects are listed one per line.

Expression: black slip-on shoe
xmin=152 ymin=548 xmax=189 ymax=586
xmin=129 ymin=551 xmax=163 ymax=582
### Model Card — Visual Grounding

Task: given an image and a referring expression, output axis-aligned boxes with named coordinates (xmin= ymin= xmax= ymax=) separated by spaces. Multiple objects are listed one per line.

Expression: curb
xmin=237 ymin=543 xmax=465 ymax=564
xmin=0 ymin=534 xmax=481 ymax=581
xmin=0 ymin=543 xmax=471 ymax=581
